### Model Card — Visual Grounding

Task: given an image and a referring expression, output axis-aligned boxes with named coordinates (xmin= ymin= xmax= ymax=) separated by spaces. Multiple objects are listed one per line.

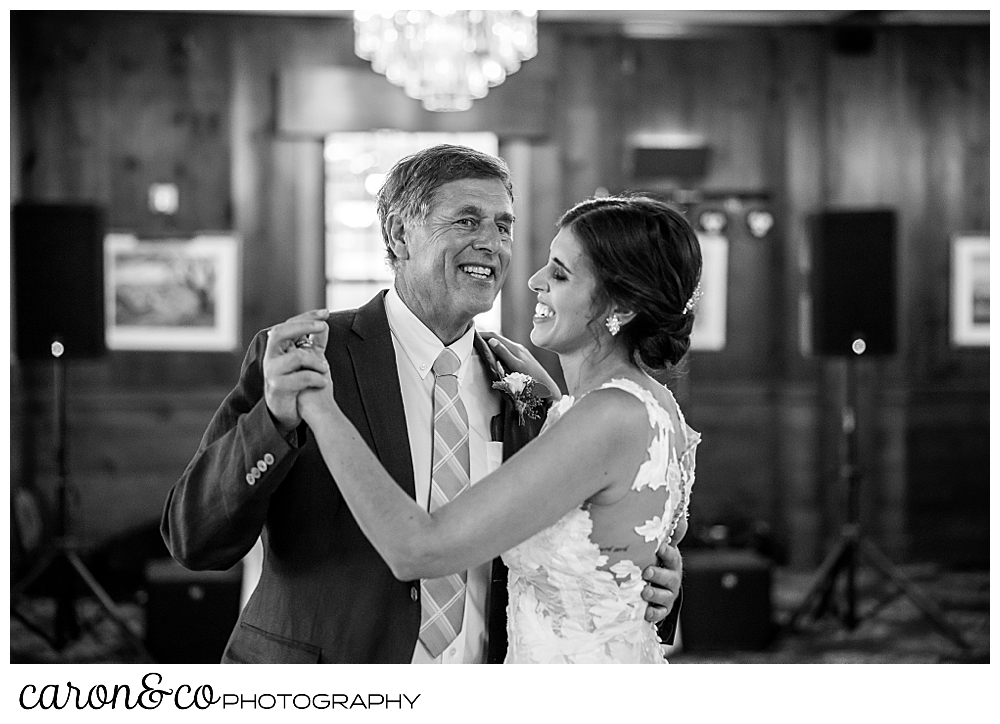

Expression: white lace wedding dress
xmin=502 ymin=378 xmax=700 ymax=664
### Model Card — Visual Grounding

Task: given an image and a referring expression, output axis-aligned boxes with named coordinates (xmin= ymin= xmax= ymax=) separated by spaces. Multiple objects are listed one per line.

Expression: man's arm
xmin=160 ymin=310 xmax=330 ymax=570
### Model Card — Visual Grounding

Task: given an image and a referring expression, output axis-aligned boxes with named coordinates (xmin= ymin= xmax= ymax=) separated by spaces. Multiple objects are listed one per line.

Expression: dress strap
xmin=597 ymin=378 xmax=669 ymax=432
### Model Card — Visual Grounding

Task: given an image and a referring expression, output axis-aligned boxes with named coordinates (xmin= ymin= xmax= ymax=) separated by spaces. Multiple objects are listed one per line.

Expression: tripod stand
xmin=11 ymin=340 xmax=153 ymax=660
xmin=782 ymin=353 xmax=969 ymax=651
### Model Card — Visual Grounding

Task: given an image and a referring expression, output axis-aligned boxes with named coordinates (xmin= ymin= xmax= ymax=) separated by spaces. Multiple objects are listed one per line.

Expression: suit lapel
xmin=472 ymin=333 xmax=508 ymax=442
xmin=472 ymin=332 xmax=506 ymax=383
xmin=472 ymin=332 xmax=547 ymax=454
xmin=348 ymin=292 xmax=416 ymax=500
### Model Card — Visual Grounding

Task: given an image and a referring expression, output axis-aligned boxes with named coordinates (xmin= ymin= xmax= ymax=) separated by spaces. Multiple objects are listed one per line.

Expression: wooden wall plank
xmin=11 ymin=12 xmax=988 ymax=567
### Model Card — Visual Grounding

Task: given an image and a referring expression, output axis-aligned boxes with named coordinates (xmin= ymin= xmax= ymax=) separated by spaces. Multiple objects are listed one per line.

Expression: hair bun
xmin=559 ymin=194 xmax=703 ymax=370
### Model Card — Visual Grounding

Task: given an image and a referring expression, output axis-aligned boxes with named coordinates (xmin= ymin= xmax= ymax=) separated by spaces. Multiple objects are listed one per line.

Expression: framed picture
xmin=950 ymin=233 xmax=989 ymax=347
xmin=105 ymin=233 xmax=240 ymax=351
xmin=690 ymin=232 xmax=728 ymax=351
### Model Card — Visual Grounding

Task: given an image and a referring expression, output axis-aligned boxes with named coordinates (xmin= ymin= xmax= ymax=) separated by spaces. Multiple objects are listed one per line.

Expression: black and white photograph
xmin=105 ymin=233 xmax=240 ymax=351
xmin=9 ymin=6 xmax=989 ymax=721
xmin=950 ymin=233 xmax=990 ymax=347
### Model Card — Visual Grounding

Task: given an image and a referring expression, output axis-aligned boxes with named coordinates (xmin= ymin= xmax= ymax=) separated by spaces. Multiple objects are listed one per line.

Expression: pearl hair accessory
xmin=605 ymin=314 xmax=621 ymax=336
xmin=682 ymin=283 xmax=703 ymax=315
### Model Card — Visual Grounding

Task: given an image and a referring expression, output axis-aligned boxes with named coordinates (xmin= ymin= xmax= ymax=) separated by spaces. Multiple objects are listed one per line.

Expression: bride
xmin=299 ymin=194 xmax=702 ymax=663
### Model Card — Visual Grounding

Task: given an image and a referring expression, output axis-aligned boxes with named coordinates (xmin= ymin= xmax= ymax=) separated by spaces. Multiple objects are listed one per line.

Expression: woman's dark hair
xmin=558 ymin=194 xmax=703 ymax=368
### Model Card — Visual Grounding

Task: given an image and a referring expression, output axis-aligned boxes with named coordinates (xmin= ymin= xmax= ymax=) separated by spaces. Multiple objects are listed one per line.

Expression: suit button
xmin=410 ymin=586 xmax=419 ymax=602
xmin=263 ymin=453 xmax=275 ymax=465
xmin=256 ymin=460 xmax=268 ymax=472
xmin=251 ymin=467 xmax=262 ymax=480
xmin=245 ymin=473 xmax=255 ymax=485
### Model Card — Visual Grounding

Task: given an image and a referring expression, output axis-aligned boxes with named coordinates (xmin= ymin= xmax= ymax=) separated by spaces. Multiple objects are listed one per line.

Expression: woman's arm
xmin=298 ymin=379 xmax=649 ymax=581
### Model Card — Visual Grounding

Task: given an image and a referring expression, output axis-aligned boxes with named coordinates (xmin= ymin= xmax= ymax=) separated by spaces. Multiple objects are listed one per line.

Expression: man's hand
xmin=640 ymin=541 xmax=682 ymax=623
xmin=263 ymin=309 xmax=330 ymax=434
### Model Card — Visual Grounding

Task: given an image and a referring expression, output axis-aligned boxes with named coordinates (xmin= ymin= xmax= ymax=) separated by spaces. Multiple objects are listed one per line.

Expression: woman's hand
xmin=293 ymin=341 xmax=340 ymax=428
xmin=262 ymin=309 xmax=331 ymax=434
xmin=480 ymin=331 xmax=561 ymax=400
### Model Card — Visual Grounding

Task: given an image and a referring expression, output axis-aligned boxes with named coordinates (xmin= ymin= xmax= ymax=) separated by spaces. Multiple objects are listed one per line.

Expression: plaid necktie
xmin=419 ymin=348 xmax=471 ymax=658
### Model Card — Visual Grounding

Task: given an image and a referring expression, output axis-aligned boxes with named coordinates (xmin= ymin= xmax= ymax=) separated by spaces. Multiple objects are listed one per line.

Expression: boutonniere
xmin=492 ymin=372 xmax=547 ymax=425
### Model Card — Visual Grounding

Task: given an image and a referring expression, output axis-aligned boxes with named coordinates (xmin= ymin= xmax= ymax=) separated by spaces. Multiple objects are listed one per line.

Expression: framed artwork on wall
xmin=950 ymin=233 xmax=989 ymax=347
xmin=690 ymin=232 xmax=729 ymax=351
xmin=104 ymin=233 xmax=240 ymax=351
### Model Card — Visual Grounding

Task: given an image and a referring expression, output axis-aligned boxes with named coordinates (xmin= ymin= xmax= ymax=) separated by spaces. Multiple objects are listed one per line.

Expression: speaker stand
xmin=780 ymin=356 xmax=970 ymax=651
xmin=10 ymin=342 xmax=153 ymax=661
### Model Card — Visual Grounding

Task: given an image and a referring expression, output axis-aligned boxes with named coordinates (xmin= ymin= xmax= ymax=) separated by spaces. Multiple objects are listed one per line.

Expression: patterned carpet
xmin=10 ymin=560 xmax=988 ymax=664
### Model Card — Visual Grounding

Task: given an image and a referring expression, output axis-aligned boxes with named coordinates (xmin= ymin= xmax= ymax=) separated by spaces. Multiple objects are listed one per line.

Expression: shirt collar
xmin=385 ymin=286 xmax=476 ymax=381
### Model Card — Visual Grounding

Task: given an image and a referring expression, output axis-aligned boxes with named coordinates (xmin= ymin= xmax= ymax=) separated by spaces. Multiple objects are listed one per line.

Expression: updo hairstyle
xmin=558 ymin=194 xmax=703 ymax=368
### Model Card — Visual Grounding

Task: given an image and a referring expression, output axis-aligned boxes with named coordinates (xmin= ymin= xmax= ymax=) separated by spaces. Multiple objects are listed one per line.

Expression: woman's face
xmin=527 ymin=226 xmax=604 ymax=355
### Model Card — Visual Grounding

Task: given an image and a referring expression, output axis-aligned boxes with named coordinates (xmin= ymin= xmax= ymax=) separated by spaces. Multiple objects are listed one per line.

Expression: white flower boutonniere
xmin=492 ymin=372 xmax=546 ymax=425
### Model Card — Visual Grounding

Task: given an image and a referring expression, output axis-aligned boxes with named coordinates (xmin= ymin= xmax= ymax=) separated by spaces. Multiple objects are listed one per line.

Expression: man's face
xmin=392 ymin=177 xmax=514 ymax=343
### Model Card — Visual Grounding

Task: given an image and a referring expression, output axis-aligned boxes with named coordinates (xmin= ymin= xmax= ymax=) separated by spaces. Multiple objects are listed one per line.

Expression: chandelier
xmin=353 ymin=10 xmax=538 ymax=112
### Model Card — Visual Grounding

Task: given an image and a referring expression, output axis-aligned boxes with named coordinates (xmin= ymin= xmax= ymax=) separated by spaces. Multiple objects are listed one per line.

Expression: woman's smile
xmin=533 ymin=301 xmax=555 ymax=323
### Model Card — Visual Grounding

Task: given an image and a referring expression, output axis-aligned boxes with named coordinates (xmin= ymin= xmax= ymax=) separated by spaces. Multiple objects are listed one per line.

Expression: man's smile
xmin=459 ymin=264 xmax=495 ymax=280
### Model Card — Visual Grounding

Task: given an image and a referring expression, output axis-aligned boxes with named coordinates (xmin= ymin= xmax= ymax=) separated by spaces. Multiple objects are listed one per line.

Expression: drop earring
xmin=605 ymin=314 xmax=621 ymax=336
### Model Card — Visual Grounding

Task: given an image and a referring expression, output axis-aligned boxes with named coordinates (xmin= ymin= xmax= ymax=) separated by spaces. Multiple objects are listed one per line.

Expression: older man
xmin=161 ymin=144 xmax=681 ymax=663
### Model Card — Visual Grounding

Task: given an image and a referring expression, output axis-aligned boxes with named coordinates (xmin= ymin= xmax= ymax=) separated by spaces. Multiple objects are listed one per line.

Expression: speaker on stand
xmin=781 ymin=209 xmax=968 ymax=650
xmin=11 ymin=202 xmax=152 ymax=660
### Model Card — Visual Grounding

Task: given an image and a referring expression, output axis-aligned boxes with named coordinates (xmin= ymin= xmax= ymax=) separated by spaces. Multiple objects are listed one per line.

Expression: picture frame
xmin=105 ymin=232 xmax=241 ymax=351
xmin=690 ymin=232 xmax=728 ymax=351
xmin=950 ymin=233 xmax=989 ymax=347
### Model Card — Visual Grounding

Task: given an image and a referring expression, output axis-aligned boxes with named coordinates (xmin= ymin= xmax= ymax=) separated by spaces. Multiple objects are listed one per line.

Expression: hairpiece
xmin=605 ymin=314 xmax=621 ymax=336
xmin=682 ymin=283 xmax=702 ymax=315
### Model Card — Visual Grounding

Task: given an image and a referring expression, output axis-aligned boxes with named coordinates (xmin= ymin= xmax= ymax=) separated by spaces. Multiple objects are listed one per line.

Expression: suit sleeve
xmin=160 ymin=329 xmax=303 ymax=571
xmin=657 ymin=588 xmax=682 ymax=646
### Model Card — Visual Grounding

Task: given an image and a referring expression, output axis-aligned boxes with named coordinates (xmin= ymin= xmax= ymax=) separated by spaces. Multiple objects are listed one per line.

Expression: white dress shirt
xmin=384 ymin=287 xmax=503 ymax=664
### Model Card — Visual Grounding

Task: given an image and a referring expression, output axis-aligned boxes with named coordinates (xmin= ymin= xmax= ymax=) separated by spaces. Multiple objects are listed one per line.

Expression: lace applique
xmin=595 ymin=379 xmax=695 ymax=547
xmin=501 ymin=377 xmax=699 ymax=663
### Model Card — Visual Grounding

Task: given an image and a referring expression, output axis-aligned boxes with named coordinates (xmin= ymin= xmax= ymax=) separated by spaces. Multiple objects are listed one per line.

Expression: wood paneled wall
xmin=11 ymin=11 xmax=988 ymax=569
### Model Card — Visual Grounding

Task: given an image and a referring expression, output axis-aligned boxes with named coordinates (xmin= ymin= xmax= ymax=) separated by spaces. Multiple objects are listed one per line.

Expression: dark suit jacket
xmin=161 ymin=291 xmax=543 ymax=663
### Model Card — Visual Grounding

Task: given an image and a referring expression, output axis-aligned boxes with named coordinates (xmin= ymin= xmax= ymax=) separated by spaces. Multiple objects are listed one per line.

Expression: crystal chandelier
xmin=353 ymin=10 xmax=538 ymax=112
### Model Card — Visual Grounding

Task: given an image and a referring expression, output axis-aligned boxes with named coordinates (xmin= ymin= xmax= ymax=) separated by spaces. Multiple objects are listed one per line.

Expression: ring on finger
xmin=294 ymin=334 xmax=315 ymax=349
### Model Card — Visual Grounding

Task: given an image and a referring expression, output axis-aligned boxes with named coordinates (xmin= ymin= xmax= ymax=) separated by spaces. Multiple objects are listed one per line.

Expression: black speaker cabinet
xmin=144 ymin=558 xmax=242 ymax=664
xmin=12 ymin=203 xmax=107 ymax=360
xmin=810 ymin=209 xmax=897 ymax=356
xmin=680 ymin=550 xmax=774 ymax=652
xmin=631 ymin=146 xmax=711 ymax=182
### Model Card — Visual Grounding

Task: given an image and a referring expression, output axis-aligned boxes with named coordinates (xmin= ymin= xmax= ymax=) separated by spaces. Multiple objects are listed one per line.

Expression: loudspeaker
xmin=144 ymin=558 xmax=242 ymax=664
xmin=810 ymin=209 xmax=897 ymax=356
xmin=12 ymin=203 xmax=107 ymax=360
xmin=832 ymin=25 xmax=877 ymax=55
xmin=631 ymin=146 xmax=711 ymax=182
xmin=679 ymin=550 xmax=774 ymax=652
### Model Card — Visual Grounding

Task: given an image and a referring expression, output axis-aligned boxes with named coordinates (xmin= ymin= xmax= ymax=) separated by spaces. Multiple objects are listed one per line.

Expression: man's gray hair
xmin=376 ymin=144 xmax=514 ymax=268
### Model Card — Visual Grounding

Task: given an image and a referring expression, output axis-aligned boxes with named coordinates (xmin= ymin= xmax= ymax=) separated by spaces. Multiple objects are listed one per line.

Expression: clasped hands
xmin=262 ymin=308 xmax=336 ymax=436
xmin=262 ymin=309 xmax=682 ymax=621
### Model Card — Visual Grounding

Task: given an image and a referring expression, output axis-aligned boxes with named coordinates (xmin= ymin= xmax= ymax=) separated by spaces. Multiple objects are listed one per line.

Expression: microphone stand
xmin=780 ymin=349 xmax=969 ymax=651
xmin=11 ymin=339 xmax=153 ymax=660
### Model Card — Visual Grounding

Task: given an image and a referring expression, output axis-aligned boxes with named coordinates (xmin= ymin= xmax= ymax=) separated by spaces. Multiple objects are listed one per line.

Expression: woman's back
xmin=501 ymin=377 xmax=699 ymax=664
